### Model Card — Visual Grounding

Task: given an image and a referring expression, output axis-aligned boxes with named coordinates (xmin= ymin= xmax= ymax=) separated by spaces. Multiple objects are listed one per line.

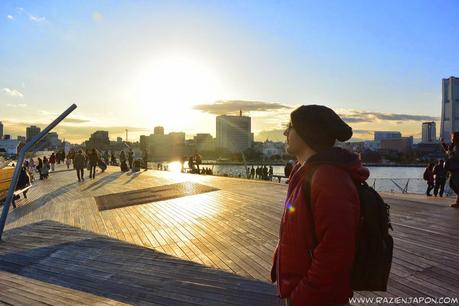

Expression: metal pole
xmin=0 ymin=104 xmax=77 ymax=240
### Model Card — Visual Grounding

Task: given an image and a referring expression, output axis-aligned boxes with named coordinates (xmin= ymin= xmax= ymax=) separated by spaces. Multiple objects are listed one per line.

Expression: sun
xmin=135 ymin=54 xmax=221 ymax=126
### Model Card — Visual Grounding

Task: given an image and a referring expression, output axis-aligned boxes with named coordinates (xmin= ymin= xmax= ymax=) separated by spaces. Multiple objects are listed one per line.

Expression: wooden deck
xmin=1 ymin=165 xmax=459 ymax=305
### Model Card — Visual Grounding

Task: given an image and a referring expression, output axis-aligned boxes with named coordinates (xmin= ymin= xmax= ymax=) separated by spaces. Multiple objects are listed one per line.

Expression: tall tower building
xmin=422 ymin=122 xmax=436 ymax=143
xmin=26 ymin=125 xmax=41 ymax=142
xmin=0 ymin=121 xmax=3 ymax=139
xmin=216 ymin=112 xmax=252 ymax=153
xmin=440 ymin=76 xmax=459 ymax=140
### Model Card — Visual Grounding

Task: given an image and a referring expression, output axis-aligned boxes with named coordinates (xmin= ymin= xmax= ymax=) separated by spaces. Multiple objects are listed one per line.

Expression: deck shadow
xmin=6 ymin=181 xmax=80 ymax=225
xmin=81 ymin=172 xmax=125 ymax=191
xmin=0 ymin=220 xmax=281 ymax=306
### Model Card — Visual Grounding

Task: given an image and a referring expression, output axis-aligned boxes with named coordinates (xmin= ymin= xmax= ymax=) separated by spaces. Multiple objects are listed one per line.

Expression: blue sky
xmin=1 ymin=0 xmax=458 ymax=142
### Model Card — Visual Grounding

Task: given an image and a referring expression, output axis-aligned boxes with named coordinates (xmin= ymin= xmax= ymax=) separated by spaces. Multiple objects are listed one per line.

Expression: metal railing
xmin=0 ymin=104 xmax=77 ymax=240
xmin=369 ymin=177 xmax=454 ymax=196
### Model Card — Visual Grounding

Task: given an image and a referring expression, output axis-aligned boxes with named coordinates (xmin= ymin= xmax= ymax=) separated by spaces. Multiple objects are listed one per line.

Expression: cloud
xmin=7 ymin=15 xmax=14 ymax=20
xmin=352 ymin=129 xmax=374 ymax=135
xmin=62 ymin=118 xmax=91 ymax=124
xmin=338 ymin=110 xmax=439 ymax=124
xmin=2 ymin=87 xmax=24 ymax=98
xmin=92 ymin=11 xmax=104 ymax=22
xmin=255 ymin=129 xmax=286 ymax=142
xmin=16 ymin=7 xmax=45 ymax=23
xmin=29 ymin=15 xmax=45 ymax=22
xmin=6 ymin=103 xmax=27 ymax=108
xmin=193 ymin=100 xmax=291 ymax=115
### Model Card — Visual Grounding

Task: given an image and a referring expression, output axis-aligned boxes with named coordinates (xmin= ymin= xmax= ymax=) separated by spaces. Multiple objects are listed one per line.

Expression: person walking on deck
xmin=42 ymin=156 xmax=50 ymax=179
xmin=37 ymin=158 xmax=43 ymax=180
xmin=441 ymin=133 xmax=459 ymax=207
xmin=433 ymin=159 xmax=447 ymax=197
xmin=271 ymin=105 xmax=368 ymax=306
xmin=423 ymin=163 xmax=435 ymax=196
xmin=111 ymin=151 xmax=117 ymax=166
xmin=65 ymin=154 xmax=71 ymax=169
xmin=128 ymin=149 xmax=134 ymax=169
xmin=49 ymin=152 xmax=56 ymax=172
xmin=88 ymin=148 xmax=99 ymax=179
xmin=74 ymin=150 xmax=86 ymax=182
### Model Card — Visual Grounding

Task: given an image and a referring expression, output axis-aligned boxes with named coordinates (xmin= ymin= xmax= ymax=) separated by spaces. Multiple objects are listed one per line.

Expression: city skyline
xmin=1 ymin=1 xmax=457 ymax=143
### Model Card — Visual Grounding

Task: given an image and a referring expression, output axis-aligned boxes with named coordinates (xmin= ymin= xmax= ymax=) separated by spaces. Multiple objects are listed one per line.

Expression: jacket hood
xmin=306 ymin=147 xmax=369 ymax=183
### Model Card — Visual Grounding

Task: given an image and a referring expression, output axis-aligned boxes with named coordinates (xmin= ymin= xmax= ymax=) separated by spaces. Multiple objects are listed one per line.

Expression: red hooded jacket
xmin=271 ymin=148 xmax=369 ymax=306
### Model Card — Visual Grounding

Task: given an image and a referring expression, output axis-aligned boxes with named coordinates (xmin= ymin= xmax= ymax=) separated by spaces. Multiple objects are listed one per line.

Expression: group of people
xmin=424 ymin=159 xmax=447 ymax=197
xmin=248 ymin=165 xmax=274 ymax=180
xmin=72 ymin=148 xmax=104 ymax=182
xmin=183 ymin=154 xmax=202 ymax=174
xmin=422 ymin=133 xmax=459 ymax=207
xmin=423 ymin=133 xmax=459 ymax=208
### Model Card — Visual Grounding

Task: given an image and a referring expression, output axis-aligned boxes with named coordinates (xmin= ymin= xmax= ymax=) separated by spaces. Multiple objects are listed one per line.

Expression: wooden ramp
xmin=1 ymin=164 xmax=458 ymax=305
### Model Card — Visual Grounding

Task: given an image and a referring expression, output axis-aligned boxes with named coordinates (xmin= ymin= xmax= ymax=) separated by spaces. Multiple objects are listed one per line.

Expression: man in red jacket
xmin=271 ymin=105 xmax=369 ymax=306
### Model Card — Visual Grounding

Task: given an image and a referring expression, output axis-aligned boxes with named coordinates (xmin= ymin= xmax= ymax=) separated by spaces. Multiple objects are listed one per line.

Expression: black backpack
xmin=304 ymin=166 xmax=393 ymax=291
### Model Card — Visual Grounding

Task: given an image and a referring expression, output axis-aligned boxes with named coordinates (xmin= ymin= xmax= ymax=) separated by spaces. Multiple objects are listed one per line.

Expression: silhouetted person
xmin=433 ymin=159 xmax=447 ymax=197
xmin=195 ymin=153 xmax=202 ymax=173
xmin=88 ymin=148 xmax=99 ymax=179
xmin=250 ymin=166 xmax=255 ymax=179
xmin=111 ymin=151 xmax=117 ymax=166
xmin=74 ymin=150 xmax=86 ymax=182
xmin=42 ymin=156 xmax=50 ymax=179
xmin=442 ymin=132 xmax=459 ymax=207
xmin=262 ymin=165 xmax=268 ymax=180
xmin=15 ymin=166 xmax=30 ymax=199
xmin=256 ymin=166 xmax=261 ymax=179
xmin=37 ymin=157 xmax=43 ymax=180
xmin=423 ymin=162 xmax=435 ymax=196
xmin=188 ymin=156 xmax=195 ymax=173
xmin=128 ymin=149 xmax=134 ymax=169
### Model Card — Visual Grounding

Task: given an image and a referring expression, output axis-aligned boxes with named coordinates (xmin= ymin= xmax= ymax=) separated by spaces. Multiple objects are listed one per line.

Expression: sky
xmin=1 ymin=0 xmax=458 ymax=143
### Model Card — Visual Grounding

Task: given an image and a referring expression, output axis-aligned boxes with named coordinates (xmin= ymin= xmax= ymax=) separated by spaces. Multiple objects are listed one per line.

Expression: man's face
xmin=283 ymin=121 xmax=306 ymax=155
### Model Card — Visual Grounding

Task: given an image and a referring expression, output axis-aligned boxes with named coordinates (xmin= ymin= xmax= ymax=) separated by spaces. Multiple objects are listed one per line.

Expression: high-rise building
xmin=440 ymin=76 xmax=459 ymax=140
xmin=86 ymin=131 xmax=110 ymax=149
xmin=374 ymin=131 xmax=402 ymax=141
xmin=146 ymin=129 xmax=185 ymax=161
xmin=380 ymin=136 xmax=413 ymax=153
xmin=26 ymin=125 xmax=41 ymax=142
xmin=154 ymin=126 xmax=164 ymax=135
xmin=0 ymin=121 xmax=3 ymax=139
xmin=422 ymin=122 xmax=436 ymax=143
xmin=193 ymin=133 xmax=215 ymax=152
xmin=216 ymin=112 xmax=252 ymax=153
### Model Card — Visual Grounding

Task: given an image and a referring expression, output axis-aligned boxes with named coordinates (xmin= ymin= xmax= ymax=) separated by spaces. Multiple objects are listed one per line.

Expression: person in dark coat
xmin=128 ymin=149 xmax=134 ymax=169
xmin=88 ymin=148 xmax=99 ymax=179
xmin=15 ymin=166 xmax=30 ymax=199
xmin=441 ymin=132 xmax=459 ymax=207
xmin=37 ymin=157 xmax=43 ymax=180
xmin=74 ymin=150 xmax=86 ymax=182
xmin=433 ymin=159 xmax=447 ymax=197
xmin=423 ymin=162 xmax=435 ymax=196
xmin=272 ymin=105 xmax=367 ymax=306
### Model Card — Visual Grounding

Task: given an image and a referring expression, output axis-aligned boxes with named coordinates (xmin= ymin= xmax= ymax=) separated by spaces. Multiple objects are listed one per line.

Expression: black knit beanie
xmin=290 ymin=105 xmax=352 ymax=151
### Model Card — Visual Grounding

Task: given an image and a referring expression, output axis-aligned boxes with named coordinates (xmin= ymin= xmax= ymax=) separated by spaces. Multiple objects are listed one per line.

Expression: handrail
xmin=0 ymin=104 xmax=77 ymax=240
